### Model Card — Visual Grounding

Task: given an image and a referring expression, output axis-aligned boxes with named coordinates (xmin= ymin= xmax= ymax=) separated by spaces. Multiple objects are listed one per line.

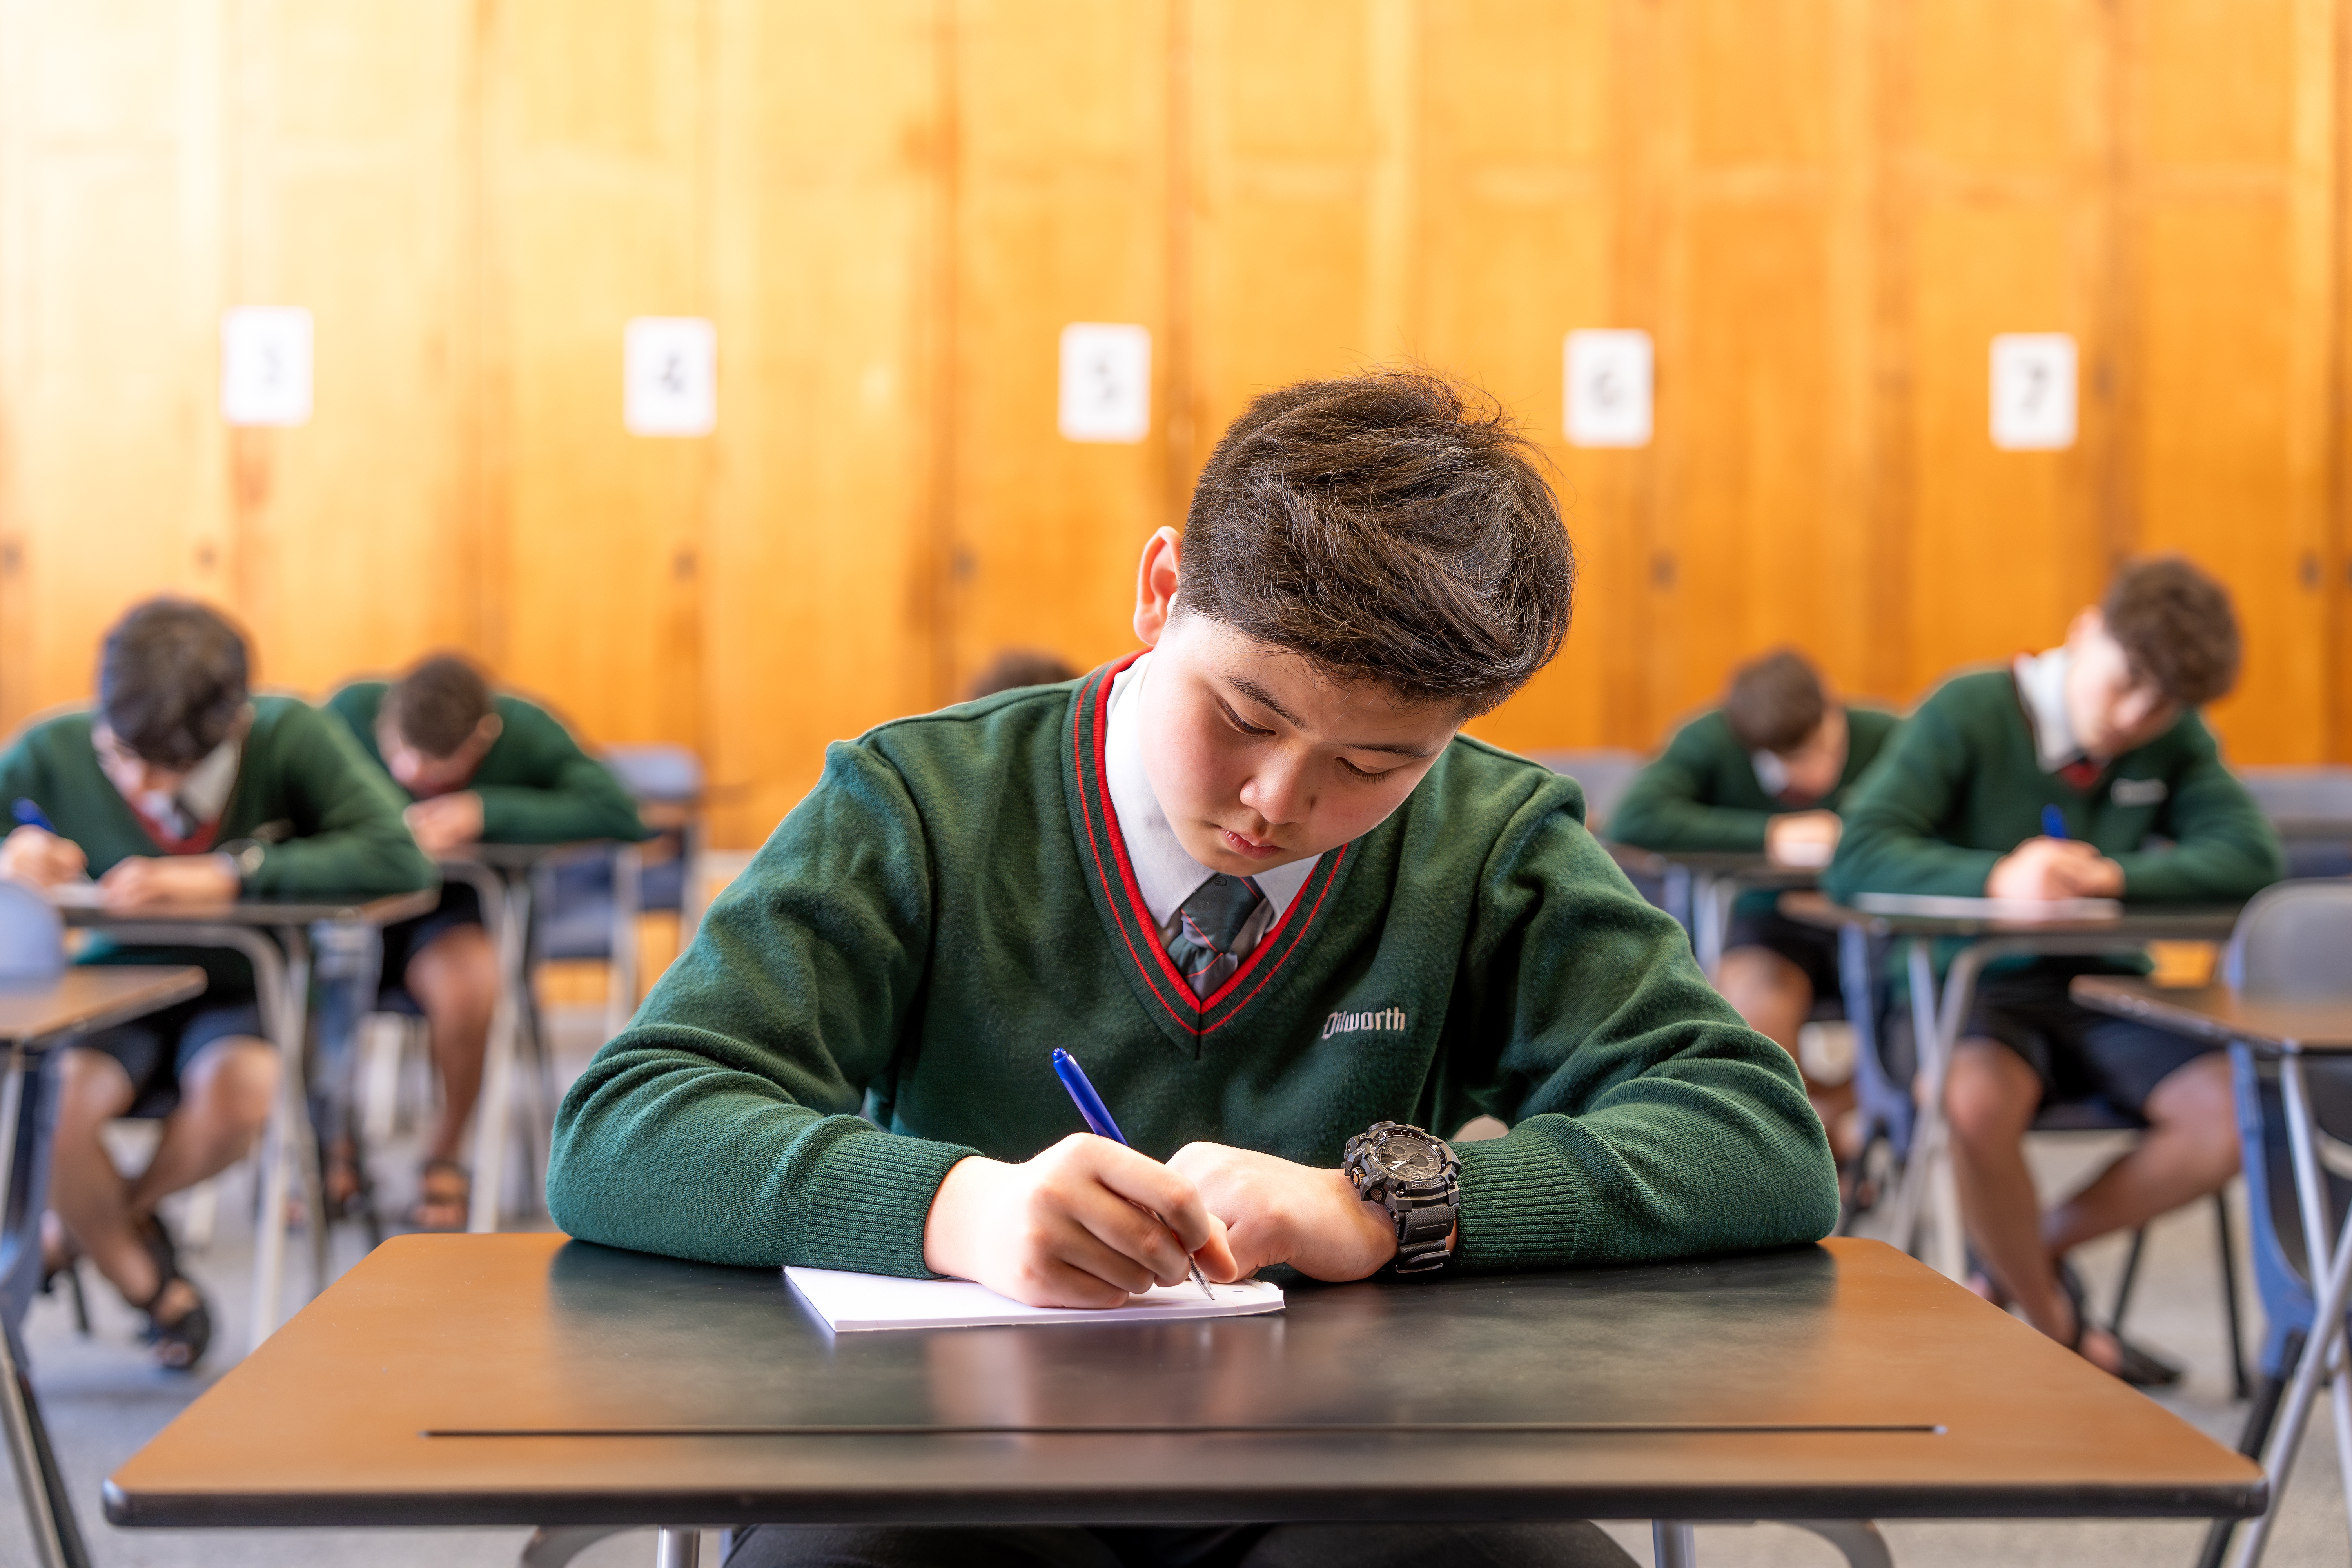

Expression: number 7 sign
xmin=1989 ymin=334 xmax=2076 ymax=451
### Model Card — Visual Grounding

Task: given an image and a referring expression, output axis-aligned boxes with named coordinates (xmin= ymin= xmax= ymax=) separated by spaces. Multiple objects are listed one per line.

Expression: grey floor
xmin=1 ymin=1016 xmax=2345 ymax=1567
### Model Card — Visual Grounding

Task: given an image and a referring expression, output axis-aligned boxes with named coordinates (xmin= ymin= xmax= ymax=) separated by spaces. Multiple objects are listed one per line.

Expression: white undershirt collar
xmin=2013 ymin=648 xmax=2080 ymax=773
xmin=1103 ymin=653 xmax=1319 ymax=929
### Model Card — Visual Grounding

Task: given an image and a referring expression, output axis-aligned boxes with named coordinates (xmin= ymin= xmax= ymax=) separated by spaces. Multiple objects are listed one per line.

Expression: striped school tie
xmin=1164 ymin=873 xmax=1268 ymax=998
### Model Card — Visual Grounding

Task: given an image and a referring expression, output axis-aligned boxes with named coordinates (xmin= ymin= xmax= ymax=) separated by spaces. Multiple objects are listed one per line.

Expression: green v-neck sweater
xmin=547 ymin=659 xmax=1839 ymax=1277
xmin=1824 ymin=668 xmax=2282 ymax=904
xmin=325 ymin=682 xmax=649 ymax=845
xmin=0 ymin=696 xmax=436 ymax=989
xmin=1610 ymin=706 xmax=1902 ymax=853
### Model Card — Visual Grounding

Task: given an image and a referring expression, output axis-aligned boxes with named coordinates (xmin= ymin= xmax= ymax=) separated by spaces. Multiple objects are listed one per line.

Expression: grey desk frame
xmin=1781 ymin=894 xmax=2242 ymax=1280
xmin=2072 ymin=976 xmax=2352 ymax=1568
xmin=1603 ymin=846 xmax=1818 ymax=979
xmin=63 ymin=892 xmax=436 ymax=1350
xmin=0 ymin=966 xmax=206 ymax=1568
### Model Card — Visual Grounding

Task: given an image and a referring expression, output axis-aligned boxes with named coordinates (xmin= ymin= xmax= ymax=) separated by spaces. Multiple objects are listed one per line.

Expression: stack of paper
xmin=784 ymin=1266 xmax=1285 ymax=1333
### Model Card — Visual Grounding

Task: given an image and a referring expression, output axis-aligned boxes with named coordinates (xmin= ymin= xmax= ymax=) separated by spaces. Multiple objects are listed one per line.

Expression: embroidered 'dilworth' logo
xmin=1324 ymin=1005 xmax=1408 ymax=1040
xmin=2111 ymin=776 xmax=2169 ymax=807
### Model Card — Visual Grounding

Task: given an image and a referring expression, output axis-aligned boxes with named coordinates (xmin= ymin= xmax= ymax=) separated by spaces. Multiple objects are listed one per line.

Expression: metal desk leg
xmin=1885 ymin=939 xmax=1948 ymax=1270
xmin=2229 ymin=1053 xmax=2352 ymax=1567
xmin=0 ymin=1041 xmax=74 ymax=1568
xmin=607 ymin=845 xmax=644 ymax=1044
xmin=467 ymin=869 xmax=523 ymax=1234
xmin=655 ymin=1526 xmax=701 ymax=1568
xmin=246 ymin=929 xmax=321 ymax=1350
xmin=1651 ymin=1520 xmax=1696 ymax=1567
xmin=1693 ymin=871 xmax=1728 ymax=980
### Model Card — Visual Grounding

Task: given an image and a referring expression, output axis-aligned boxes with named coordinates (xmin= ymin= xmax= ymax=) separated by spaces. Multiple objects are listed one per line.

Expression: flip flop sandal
xmin=131 ymin=1213 xmax=210 ymax=1372
xmin=2058 ymin=1258 xmax=2182 ymax=1387
xmin=408 ymin=1158 xmax=472 ymax=1233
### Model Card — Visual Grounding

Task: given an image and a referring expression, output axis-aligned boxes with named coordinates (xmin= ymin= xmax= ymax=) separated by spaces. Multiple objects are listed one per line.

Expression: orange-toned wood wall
xmin=1 ymin=1 xmax=2345 ymax=848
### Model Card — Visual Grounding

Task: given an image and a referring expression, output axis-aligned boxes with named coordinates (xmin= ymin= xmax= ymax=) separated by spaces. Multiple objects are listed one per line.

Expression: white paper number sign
xmin=1058 ymin=323 xmax=1152 ymax=443
xmin=624 ymin=317 xmax=717 ymax=437
xmin=220 ymin=307 xmax=314 ymax=428
xmin=1989 ymin=334 xmax=2076 ymax=451
xmin=1563 ymin=330 xmax=1653 ymax=448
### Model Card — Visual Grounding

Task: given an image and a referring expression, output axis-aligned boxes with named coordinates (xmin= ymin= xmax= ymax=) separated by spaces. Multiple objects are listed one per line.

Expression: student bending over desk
xmin=1825 ymin=557 xmax=2282 ymax=1385
xmin=326 ymin=655 xmax=648 ymax=1229
xmin=1610 ymin=647 xmax=1900 ymax=1156
xmin=549 ymin=372 xmax=1839 ymax=1568
xmin=0 ymin=600 xmax=433 ymax=1368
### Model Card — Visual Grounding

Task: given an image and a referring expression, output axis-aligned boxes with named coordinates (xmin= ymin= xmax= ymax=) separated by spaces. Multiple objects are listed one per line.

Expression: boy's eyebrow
xmin=1223 ymin=677 xmax=1441 ymax=759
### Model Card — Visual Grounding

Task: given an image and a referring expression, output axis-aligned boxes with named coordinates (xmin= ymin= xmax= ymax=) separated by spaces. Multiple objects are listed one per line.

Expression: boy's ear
xmin=1133 ymin=526 xmax=1184 ymax=647
xmin=474 ymin=713 xmax=504 ymax=748
xmin=2065 ymin=605 xmax=2107 ymax=647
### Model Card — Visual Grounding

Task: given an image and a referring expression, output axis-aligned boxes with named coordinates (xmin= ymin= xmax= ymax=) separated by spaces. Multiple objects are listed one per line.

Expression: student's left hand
xmin=1164 ymin=1143 xmax=1427 ymax=1282
xmin=405 ymin=793 xmax=485 ymax=856
xmin=98 ymin=855 xmax=240 ymax=911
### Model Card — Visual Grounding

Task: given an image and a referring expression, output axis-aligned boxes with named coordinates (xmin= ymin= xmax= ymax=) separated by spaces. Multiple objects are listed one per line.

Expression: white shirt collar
xmin=109 ymin=734 xmax=242 ymax=840
xmin=1103 ymin=652 xmax=1319 ymax=928
xmin=2013 ymin=648 xmax=2078 ymax=773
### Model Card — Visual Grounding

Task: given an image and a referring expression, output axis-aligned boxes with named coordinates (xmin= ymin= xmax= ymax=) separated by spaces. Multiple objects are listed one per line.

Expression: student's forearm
xmin=1610 ymin=794 xmax=1772 ymax=853
xmin=474 ymin=782 xmax=646 ymax=844
xmin=1824 ymin=830 xmax=2002 ymax=899
xmin=2113 ymin=837 xmax=2284 ymax=903
xmin=245 ymin=830 xmax=436 ymax=896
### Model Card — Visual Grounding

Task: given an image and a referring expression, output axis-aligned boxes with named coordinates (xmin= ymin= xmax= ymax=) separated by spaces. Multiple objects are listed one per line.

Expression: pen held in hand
xmin=1050 ymin=1047 xmax=1216 ymax=1302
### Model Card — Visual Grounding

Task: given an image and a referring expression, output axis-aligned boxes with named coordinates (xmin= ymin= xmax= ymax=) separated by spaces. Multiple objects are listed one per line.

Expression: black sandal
xmin=2058 ymin=1259 xmax=2181 ymax=1387
xmin=408 ymin=1158 xmax=472 ymax=1233
xmin=131 ymin=1214 xmax=211 ymax=1372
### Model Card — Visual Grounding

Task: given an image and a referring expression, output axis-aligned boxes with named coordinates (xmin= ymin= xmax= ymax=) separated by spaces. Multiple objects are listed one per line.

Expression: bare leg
xmin=125 ymin=1040 xmax=280 ymax=1211
xmin=1716 ymin=946 xmax=1857 ymax=1156
xmin=47 ymin=1047 xmax=151 ymax=1306
xmin=408 ymin=924 xmax=497 ymax=1165
xmin=1945 ymin=1037 xmax=2128 ymax=1374
xmin=2045 ymin=1053 xmax=2239 ymax=1254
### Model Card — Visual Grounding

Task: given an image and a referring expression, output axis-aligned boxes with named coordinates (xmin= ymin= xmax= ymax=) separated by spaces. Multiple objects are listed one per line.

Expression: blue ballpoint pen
xmin=11 ymin=799 xmax=54 ymax=833
xmin=1051 ymin=1047 xmax=1216 ymax=1300
xmin=2040 ymin=804 xmax=2068 ymax=840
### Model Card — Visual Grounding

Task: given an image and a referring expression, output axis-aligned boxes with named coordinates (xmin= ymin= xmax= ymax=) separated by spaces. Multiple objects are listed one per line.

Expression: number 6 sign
xmin=1989 ymin=334 xmax=2076 ymax=451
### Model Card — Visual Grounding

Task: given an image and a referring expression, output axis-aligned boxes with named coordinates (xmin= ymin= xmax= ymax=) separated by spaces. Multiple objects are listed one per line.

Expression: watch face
xmin=1376 ymin=1134 xmax=1442 ymax=1181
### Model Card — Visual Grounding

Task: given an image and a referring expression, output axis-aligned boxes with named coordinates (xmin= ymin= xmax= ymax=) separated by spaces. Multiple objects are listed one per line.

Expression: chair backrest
xmin=1526 ymin=748 xmax=1645 ymax=834
xmin=2223 ymin=880 xmax=2352 ymax=998
xmin=2238 ymin=765 xmax=2352 ymax=829
xmin=603 ymin=744 xmax=704 ymax=804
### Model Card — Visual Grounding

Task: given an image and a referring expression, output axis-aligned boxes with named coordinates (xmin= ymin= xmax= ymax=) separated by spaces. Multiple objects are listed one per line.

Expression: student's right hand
xmin=0 ymin=826 xmax=87 ymax=888
xmin=1765 ymin=809 xmax=1842 ymax=868
xmin=923 ymin=1134 xmax=1240 ymax=1309
xmin=1985 ymin=837 xmax=2123 ymax=900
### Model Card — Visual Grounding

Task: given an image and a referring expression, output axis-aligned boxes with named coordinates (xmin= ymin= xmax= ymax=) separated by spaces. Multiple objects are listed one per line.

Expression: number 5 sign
xmin=1989 ymin=334 xmax=2076 ymax=451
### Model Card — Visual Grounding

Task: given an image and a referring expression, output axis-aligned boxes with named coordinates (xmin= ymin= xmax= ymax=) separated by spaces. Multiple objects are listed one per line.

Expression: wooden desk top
xmin=55 ymin=889 xmax=438 ymax=929
xmin=104 ymin=1234 xmax=2260 ymax=1530
xmin=0 ymin=966 xmax=205 ymax=1046
xmin=2071 ymin=975 xmax=2352 ymax=1055
xmin=1780 ymin=891 xmax=2242 ymax=941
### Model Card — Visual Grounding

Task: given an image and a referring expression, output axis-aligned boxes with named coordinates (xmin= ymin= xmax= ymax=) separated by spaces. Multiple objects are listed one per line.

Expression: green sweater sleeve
xmin=546 ymin=739 xmax=971 ymax=1272
xmin=245 ymin=705 xmax=439 ymax=898
xmin=1606 ymin=718 xmax=1771 ymax=852
xmin=1822 ymin=697 xmax=2004 ymax=899
xmin=473 ymin=702 xmax=650 ymax=845
xmin=1446 ymin=795 xmax=1838 ymax=1268
xmin=2111 ymin=719 xmax=2284 ymax=901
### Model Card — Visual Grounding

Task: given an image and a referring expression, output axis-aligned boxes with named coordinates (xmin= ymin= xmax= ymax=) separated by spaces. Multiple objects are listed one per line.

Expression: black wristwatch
xmin=1342 ymin=1120 xmax=1460 ymax=1274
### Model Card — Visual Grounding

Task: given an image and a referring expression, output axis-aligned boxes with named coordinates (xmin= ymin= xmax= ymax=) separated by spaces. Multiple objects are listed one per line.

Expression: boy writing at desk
xmin=551 ymin=373 xmax=1838 ymax=1568
xmin=326 ymin=654 xmax=647 ymax=1229
xmin=1826 ymin=557 xmax=2280 ymax=1383
xmin=0 ymin=600 xmax=433 ymax=1367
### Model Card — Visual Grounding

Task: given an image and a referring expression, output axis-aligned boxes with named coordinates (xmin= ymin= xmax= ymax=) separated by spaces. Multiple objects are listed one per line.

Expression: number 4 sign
xmin=1989 ymin=334 xmax=2076 ymax=451
xmin=625 ymin=317 xmax=717 ymax=437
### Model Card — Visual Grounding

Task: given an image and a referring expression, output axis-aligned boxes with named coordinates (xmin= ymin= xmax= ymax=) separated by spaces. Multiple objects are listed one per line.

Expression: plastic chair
xmin=1526 ymin=749 xmax=1645 ymax=838
xmin=2238 ymin=766 xmax=2352 ymax=880
xmin=536 ymin=744 xmax=707 ymax=1040
xmin=2198 ymin=880 xmax=2352 ymax=1568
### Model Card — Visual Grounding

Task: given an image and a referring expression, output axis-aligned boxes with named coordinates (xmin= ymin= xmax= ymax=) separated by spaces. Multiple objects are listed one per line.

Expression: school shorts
xmin=1967 ymin=967 xmax=2218 ymax=1120
xmin=1722 ymin=906 xmax=1844 ymax=1011
xmin=723 ymin=1521 xmax=1637 ymax=1568
xmin=376 ymin=879 xmax=485 ymax=1004
xmin=76 ymin=993 xmax=267 ymax=1120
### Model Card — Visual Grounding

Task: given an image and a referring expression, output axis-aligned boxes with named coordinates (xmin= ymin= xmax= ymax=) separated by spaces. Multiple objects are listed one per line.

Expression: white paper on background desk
xmin=1852 ymin=892 xmax=2123 ymax=921
xmin=784 ymin=1266 xmax=1284 ymax=1333
xmin=44 ymin=883 xmax=104 ymax=909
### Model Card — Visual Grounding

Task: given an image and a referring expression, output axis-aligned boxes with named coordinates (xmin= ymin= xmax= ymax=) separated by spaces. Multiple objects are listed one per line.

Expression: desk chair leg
xmin=2200 ymin=1332 xmax=2299 ymax=1568
xmin=606 ymin=846 xmax=644 ymax=1044
xmin=469 ymin=875 xmax=524 ymax=1235
xmin=2107 ymin=1227 xmax=2148 ymax=1336
xmin=655 ymin=1527 xmax=701 ymax=1568
xmin=1651 ymin=1520 xmax=1696 ymax=1567
xmin=2215 ymin=1191 xmax=2251 ymax=1400
xmin=520 ymin=1524 xmax=628 ymax=1568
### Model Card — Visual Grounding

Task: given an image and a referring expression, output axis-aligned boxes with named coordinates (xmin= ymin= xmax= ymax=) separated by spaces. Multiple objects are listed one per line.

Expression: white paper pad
xmin=784 ymin=1266 xmax=1285 ymax=1333
xmin=1853 ymin=892 xmax=2123 ymax=921
xmin=44 ymin=883 xmax=104 ymax=909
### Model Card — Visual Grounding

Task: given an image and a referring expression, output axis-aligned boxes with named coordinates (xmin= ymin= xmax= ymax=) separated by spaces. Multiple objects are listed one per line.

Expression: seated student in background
xmin=1610 ymin=647 xmax=1899 ymax=1154
xmin=325 ymin=654 xmax=646 ymax=1230
xmin=1826 ymin=557 xmax=2281 ymax=1384
xmin=964 ymin=647 xmax=1079 ymax=701
xmin=550 ymin=371 xmax=1837 ymax=1568
xmin=0 ymin=600 xmax=432 ymax=1368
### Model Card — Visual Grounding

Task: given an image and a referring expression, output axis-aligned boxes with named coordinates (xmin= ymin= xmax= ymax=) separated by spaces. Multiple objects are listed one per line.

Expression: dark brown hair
xmin=98 ymin=598 xmax=250 ymax=769
xmin=1724 ymin=649 xmax=1829 ymax=755
xmin=384 ymin=653 xmax=495 ymax=757
xmin=966 ymin=648 xmax=1080 ymax=701
xmin=2103 ymin=556 xmax=2240 ymax=708
xmin=1176 ymin=370 xmax=1574 ymax=714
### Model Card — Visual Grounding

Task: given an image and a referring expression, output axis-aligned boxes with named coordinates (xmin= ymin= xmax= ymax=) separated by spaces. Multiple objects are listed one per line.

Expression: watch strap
xmin=1391 ymin=1195 xmax=1456 ymax=1274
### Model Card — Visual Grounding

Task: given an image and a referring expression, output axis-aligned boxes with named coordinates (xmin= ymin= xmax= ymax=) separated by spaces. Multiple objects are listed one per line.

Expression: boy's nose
xmin=1239 ymin=755 xmax=1309 ymax=826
